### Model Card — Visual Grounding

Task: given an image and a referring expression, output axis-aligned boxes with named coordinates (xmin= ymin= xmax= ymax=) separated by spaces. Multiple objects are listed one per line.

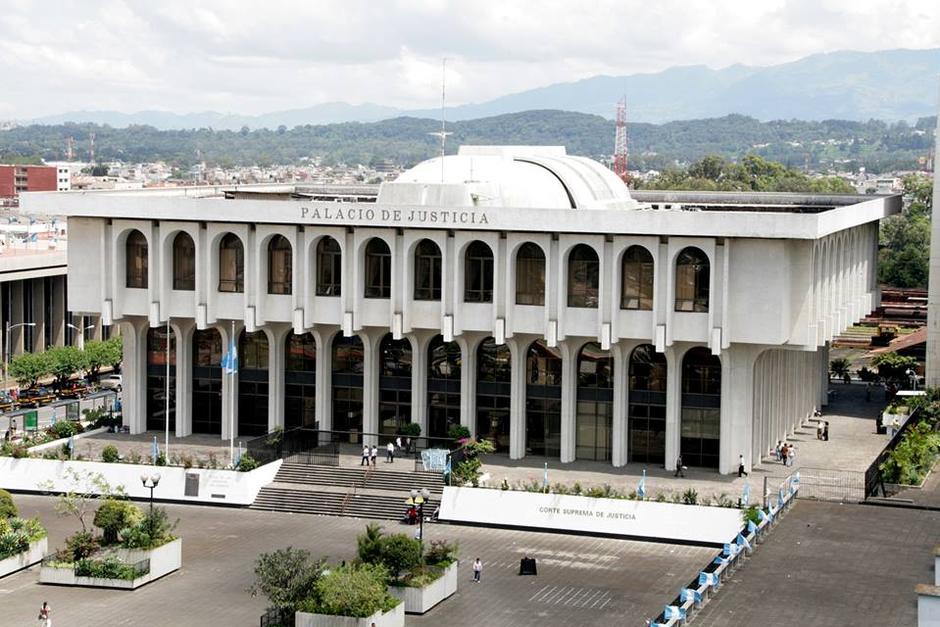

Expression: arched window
xmin=427 ymin=335 xmax=461 ymax=439
xmin=526 ymin=339 xmax=562 ymax=456
xmin=628 ymin=344 xmax=667 ymax=464
xmin=218 ymin=233 xmax=244 ymax=293
xmin=515 ymin=243 xmax=545 ymax=305
xmin=414 ymin=239 xmax=442 ymax=301
xmin=675 ymin=247 xmax=709 ymax=312
xmin=621 ymin=246 xmax=654 ymax=310
xmin=477 ymin=337 xmax=511 ymax=452
xmin=316 ymin=237 xmax=342 ymax=296
xmin=465 ymin=241 xmax=494 ymax=303
xmin=379 ymin=334 xmax=412 ymax=435
xmin=567 ymin=244 xmax=599 ymax=308
xmin=576 ymin=342 xmax=613 ymax=461
xmin=681 ymin=347 xmax=721 ymax=468
xmin=364 ymin=238 xmax=391 ymax=299
xmin=267 ymin=235 xmax=292 ymax=295
xmin=125 ymin=230 xmax=148 ymax=289
xmin=172 ymin=232 xmax=195 ymax=291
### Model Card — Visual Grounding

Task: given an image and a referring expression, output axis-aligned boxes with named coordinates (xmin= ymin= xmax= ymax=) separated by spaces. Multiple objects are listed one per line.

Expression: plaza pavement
xmin=0 ymin=494 xmax=715 ymax=627
xmin=692 ymin=499 xmax=940 ymax=627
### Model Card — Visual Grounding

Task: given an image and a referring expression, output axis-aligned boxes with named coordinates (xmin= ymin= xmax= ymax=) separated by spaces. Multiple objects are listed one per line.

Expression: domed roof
xmin=376 ymin=146 xmax=640 ymax=210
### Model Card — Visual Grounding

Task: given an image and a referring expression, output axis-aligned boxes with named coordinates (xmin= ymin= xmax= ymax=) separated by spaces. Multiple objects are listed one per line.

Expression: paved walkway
xmin=1 ymin=494 xmax=713 ymax=627
xmin=74 ymin=431 xmax=234 ymax=467
xmin=692 ymin=500 xmax=940 ymax=627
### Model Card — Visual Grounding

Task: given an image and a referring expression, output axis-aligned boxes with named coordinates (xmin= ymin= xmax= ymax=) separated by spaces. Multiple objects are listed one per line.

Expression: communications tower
xmin=613 ymin=97 xmax=628 ymax=182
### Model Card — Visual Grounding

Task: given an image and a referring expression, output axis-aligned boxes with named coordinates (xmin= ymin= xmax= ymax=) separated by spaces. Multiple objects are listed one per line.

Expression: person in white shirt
xmin=386 ymin=441 xmax=395 ymax=463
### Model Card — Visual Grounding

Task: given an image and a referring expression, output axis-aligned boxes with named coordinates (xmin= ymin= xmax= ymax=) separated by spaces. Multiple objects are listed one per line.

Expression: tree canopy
xmin=879 ymin=174 xmax=933 ymax=288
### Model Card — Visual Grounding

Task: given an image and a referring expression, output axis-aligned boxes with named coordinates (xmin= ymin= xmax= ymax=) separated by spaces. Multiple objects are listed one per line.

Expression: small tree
xmin=0 ymin=489 xmax=17 ymax=519
xmin=375 ymin=535 xmax=422 ymax=579
xmin=871 ymin=352 xmax=919 ymax=384
xmin=93 ymin=500 xmax=143 ymax=544
xmin=46 ymin=345 xmax=88 ymax=391
xmin=39 ymin=468 xmax=126 ymax=533
xmin=829 ymin=358 xmax=850 ymax=382
xmin=8 ymin=351 xmax=52 ymax=388
xmin=305 ymin=563 xmax=395 ymax=618
xmin=250 ymin=547 xmax=325 ymax=611
xmin=104 ymin=336 xmax=124 ymax=371
xmin=83 ymin=340 xmax=109 ymax=380
xmin=356 ymin=523 xmax=384 ymax=565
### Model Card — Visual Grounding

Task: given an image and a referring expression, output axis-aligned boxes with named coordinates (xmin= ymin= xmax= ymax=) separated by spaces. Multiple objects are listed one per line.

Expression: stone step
xmin=273 ymin=463 xmax=444 ymax=493
xmin=251 ymin=486 xmax=426 ymax=521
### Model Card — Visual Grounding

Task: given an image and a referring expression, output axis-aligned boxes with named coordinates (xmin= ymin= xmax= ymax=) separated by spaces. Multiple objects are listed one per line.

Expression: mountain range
xmin=28 ymin=48 xmax=940 ymax=130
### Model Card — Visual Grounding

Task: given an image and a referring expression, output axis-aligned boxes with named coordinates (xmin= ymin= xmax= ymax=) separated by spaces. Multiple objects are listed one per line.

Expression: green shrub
xmin=375 ymin=534 xmax=422 ymax=579
xmin=399 ymin=422 xmax=421 ymax=437
xmin=424 ymin=539 xmax=458 ymax=567
xmin=250 ymin=547 xmax=325 ymax=611
xmin=447 ymin=425 xmax=471 ymax=440
xmin=101 ymin=445 xmax=119 ymax=463
xmin=879 ymin=422 xmax=940 ymax=485
xmin=49 ymin=421 xmax=82 ymax=439
xmin=682 ymin=488 xmax=699 ymax=505
xmin=155 ymin=452 xmax=167 ymax=466
xmin=356 ymin=523 xmax=384 ymax=565
xmin=744 ymin=505 xmax=761 ymax=525
xmin=75 ymin=556 xmax=147 ymax=580
xmin=121 ymin=507 xmax=177 ymax=549
xmin=301 ymin=563 xmax=399 ymax=618
xmin=1 ymin=442 xmax=30 ymax=458
xmin=237 ymin=453 xmax=260 ymax=472
xmin=93 ymin=500 xmax=143 ymax=545
xmin=0 ymin=517 xmax=42 ymax=560
xmin=0 ymin=489 xmax=17 ymax=519
xmin=65 ymin=531 xmax=99 ymax=560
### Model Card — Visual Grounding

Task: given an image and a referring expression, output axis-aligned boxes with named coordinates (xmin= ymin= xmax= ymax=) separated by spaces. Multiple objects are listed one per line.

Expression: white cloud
xmin=0 ymin=0 xmax=936 ymax=117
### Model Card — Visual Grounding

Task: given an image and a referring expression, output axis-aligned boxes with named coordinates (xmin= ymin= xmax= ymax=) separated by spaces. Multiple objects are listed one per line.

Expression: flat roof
xmin=20 ymin=185 xmax=901 ymax=240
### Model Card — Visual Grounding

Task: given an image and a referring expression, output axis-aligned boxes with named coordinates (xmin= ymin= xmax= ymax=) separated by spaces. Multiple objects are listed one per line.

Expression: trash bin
xmin=519 ymin=557 xmax=537 ymax=576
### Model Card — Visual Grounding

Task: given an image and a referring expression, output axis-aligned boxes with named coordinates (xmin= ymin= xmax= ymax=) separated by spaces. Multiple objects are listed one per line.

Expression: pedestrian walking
xmin=674 ymin=454 xmax=685 ymax=478
xmin=472 ymin=557 xmax=483 ymax=583
xmin=396 ymin=436 xmax=402 ymax=450
xmin=780 ymin=443 xmax=789 ymax=465
xmin=738 ymin=454 xmax=748 ymax=477
xmin=370 ymin=445 xmax=378 ymax=466
xmin=774 ymin=441 xmax=782 ymax=462
xmin=823 ymin=422 xmax=829 ymax=441
xmin=361 ymin=445 xmax=370 ymax=466
xmin=787 ymin=445 xmax=796 ymax=467
xmin=386 ymin=441 xmax=395 ymax=463
xmin=37 ymin=601 xmax=51 ymax=627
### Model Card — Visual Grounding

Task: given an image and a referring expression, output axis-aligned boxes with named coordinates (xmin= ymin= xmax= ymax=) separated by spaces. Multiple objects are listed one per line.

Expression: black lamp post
xmin=140 ymin=473 xmax=161 ymax=540
xmin=408 ymin=487 xmax=431 ymax=549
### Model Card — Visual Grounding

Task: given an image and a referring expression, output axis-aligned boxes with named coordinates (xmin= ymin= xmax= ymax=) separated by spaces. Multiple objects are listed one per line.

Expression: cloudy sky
xmin=2 ymin=0 xmax=938 ymax=118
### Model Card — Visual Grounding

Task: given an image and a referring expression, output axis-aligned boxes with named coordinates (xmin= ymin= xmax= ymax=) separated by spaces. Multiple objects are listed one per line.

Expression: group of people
xmin=360 ymin=437 xmax=410 ymax=466
xmin=774 ymin=441 xmax=797 ymax=466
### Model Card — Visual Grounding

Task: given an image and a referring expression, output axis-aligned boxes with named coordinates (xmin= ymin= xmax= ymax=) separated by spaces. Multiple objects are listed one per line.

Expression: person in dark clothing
xmin=738 ymin=454 xmax=748 ymax=477
xmin=674 ymin=454 xmax=685 ymax=477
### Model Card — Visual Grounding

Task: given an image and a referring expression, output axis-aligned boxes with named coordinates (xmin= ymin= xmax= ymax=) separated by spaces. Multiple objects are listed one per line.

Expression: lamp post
xmin=4 ymin=321 xmax=36 ymax=389
xmin=407 ymin=487 xmax=431 ymax=549
xmin=65 ymin=322 xmax=95 ymax=351
xmin=906 ymin=368 xmax=917 ymax=391
xmin=140 ymin=473 xmax=161 ymax=540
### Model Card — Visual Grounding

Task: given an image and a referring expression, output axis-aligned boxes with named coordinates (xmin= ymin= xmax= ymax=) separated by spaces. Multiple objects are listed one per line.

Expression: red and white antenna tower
xmin=613 ymin=96 xmax=628 ymax=182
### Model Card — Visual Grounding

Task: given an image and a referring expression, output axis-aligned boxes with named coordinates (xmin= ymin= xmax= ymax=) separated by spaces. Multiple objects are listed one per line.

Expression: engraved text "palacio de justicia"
xmin=300 ymin=206 xmax=490 ymax=225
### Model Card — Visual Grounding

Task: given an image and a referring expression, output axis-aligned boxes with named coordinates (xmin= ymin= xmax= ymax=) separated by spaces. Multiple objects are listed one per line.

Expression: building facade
xmin=0 ymin=165 xmax=57 ymax=207
xmin=24 ymin=146 xmax=900 ymax=474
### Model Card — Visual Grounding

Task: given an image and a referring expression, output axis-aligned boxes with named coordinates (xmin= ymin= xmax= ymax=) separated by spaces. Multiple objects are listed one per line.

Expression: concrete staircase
xmin=250 ymin=463 xmax=445 ymax=520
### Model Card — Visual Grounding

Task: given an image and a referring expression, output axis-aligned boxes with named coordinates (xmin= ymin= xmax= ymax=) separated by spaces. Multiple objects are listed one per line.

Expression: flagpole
xmin=165 ymin=318 xmax=170 ymax=462
xmin=229 ymin=320 xmax=235 ymax=468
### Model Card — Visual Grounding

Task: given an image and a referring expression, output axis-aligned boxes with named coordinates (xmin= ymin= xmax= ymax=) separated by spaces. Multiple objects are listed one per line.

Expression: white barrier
xmin=438 ymin=486 xmax=743 ymax=545
xmin=0 ymin=457 xmax=281 ymax=505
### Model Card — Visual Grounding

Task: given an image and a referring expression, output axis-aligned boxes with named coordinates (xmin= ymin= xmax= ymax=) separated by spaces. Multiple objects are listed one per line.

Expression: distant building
xmin=0 ymin=165 xmax=57 ymax=207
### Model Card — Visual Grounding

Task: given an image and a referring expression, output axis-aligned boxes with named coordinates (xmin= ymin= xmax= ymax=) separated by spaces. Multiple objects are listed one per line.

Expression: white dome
xmin=377 ymin=146 xmax=639 ymax=210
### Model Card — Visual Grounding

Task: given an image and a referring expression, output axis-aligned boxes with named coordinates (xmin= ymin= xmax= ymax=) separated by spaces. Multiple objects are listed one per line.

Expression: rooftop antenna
xmin=428 ymin=58 xmax=451 ymax=183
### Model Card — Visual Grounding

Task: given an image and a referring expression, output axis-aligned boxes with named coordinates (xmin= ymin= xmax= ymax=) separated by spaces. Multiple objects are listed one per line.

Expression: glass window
xmin=428 ymin=335 xmax=462 ymax=440
xmin=285 ymin=332 xmax=316 ymax=431
xmin=621 ymin=245 xmax=654 ymax=310
xmin=146 ymin=327 xmax=176 ymax=432
xmin=172 ymin=232 xmax=195 ymax=291
xmin=680 ymin=347 xmax=721 ymax=468
xmin=125 ymin=230 xmax=148 ymax=289
xmin=218 ymin=233 xmax=244 ymax=293
xmin=576 ymin=342 xmax=613 ymax=461
xmin=379 ymin=334 xmax=412 ymax=435
xmin=316 ymin=237 xmax=342 ymax=296
xmin=525 ymin=339 xmax=562 ymax=457
xmin=628 ymin=344 xmax=667 ymax=465
xmin=192 ymin=329 xmax=222 ymax=435
xmin=567 ymin=244 xmax=599 ymax=308
xmin=267 ymin=235 xmax=292 ymax=295
xmin=239 ymin=330 xmax=269 ymax=370
xmin=675 ymin=247 xmax=710 ymax=312
xmin=515 ymin=242 xmax=545 ymax=305
xmin=364 ymin=238 xmax=391 ymax=299
xmin=464 ymin=241 xmax=494 ymax=303
xmin=414 ymin=239 xmax=442 ymax=301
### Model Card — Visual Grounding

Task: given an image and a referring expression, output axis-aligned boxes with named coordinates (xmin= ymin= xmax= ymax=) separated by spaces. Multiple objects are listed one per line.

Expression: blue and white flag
xmin=67 ymin=435 xmax=74 ymax=453
xmin=680 ymin=588 xmax=702 ymax=604
xmin=736 ymin=533 xmax=752 ymax=552
xmin=637 ymin=469 xmax=647 ymax=499
xmin=51 ymin=410 xmax=57 ymax=425
xmin=221 ymin=338 xmax=238 ymax=375
xmin=444 ymin=456 xmax=452 ymax=475
xmin=664 ymin=606 xmax=686 ymax=621
xmin=698 ymin=571 xmax=720 ymax=587
xmin=714 ymin=555 xmax=729 ymax=566
xmin=758 ymin=508 xmax=770 ymax=524
xmin=722 ymin=543 xmax=733 ymax=557
xmin=747 ymin=520 xmax=758 ymax=534
xmin=543 ymin=462 xmax=548 ymax=490
xmin=151 ymin=436 xmax=159 ymax=462
xmin=778 ymin=487 xmax=785 ymax=504
xmin=741 ymin=482 xmax=750 ymax=506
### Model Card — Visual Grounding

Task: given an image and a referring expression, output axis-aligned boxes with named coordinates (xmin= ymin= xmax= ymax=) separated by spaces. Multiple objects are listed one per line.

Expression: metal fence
xmin=765 ymin=466 xmax=865 ymax=502
xmin=864 ymin=406 xmax=924 ymax=498
xmin=259 ymin=608 xmax=294 ymax=627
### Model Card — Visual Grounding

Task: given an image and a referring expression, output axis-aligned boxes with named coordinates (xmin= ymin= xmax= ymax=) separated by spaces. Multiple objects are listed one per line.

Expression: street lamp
xmin=906 ymin=368 xmax=917 ymax=391
xmin=140 ymin=473 xmax=161 ymax=540
xmin=407 ymin=487 xmax=431 ymax=548
xmin=65 ymin=322 xmax=95 ymax=351
xmin=4 ymin=321 xmax=36 ymax=389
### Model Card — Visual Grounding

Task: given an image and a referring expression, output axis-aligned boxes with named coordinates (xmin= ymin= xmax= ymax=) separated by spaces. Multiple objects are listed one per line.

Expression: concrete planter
xmin=0 ymin=537 xmax=47 ymax=579
xmin=39 ymin=538 xmax=181 ymax=590
xmin=27 ymin=426 xmax=109 ymax=454
xmin=295 ymin=602 xmax=404 ymax=627
xmin=389 ymin=561 xmax=459 ymax=614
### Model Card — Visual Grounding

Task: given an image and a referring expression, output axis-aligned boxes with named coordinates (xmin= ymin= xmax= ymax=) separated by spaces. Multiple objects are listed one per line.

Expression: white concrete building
xmin=22 ymin=146 xmax=900 ymax=474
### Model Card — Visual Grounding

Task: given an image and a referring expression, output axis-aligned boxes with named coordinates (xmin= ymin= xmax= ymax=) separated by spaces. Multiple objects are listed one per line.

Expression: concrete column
xmin=173 ymin=320 xmax=194 ymax=437
xmin=819 ymin=343 xmax=830 ymax=408
xmin=31 ymin=278 xmax=45 ymax=350
xmin=507 ymin=336 xmax=528 ymax=460
xmin=313 ymin=326 xmax=338 ymax=432
xmin=362 ymin=328 xmax=381 ymax=447
xmin=720 ymin=344 xmax=760 ymax=474
xmin=219 ymin=322 xmax=242 ymax=442
xmin=50 ymin=275 xmax=66 ymax=347
xmin=664 ymin=344 xmax=682 ymax=471
xmin=119 ymin=317 xmax=148 ymax=435
xmin=610 ymin=341 xmax=632 ymax=467
xmin=268 ymin=324 xmax=290 ymax=432
xmin=457 ymin=334 xmax=481 ymax=436
xmin=559 ymin=339 xmax=577 ymax=464
xmin=410 ymin=332 xmax=431 ymax=436
xmin=10 ymin=280 xmax=24 ymax=355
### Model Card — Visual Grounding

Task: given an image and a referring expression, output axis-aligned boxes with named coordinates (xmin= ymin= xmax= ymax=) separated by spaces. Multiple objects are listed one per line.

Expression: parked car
xmin=60 ymin=379 xmax=91 ymax=399
xmin=19 ymin=386 xmax=57 ymax=408
xmin=99 ymin=374 xmax=122 ymax=392
xmin=0 ymin=392 xmax=17 ymax=412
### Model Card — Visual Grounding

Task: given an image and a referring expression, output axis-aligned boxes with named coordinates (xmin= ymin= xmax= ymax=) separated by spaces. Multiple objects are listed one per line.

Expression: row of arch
xmin=125 ymin=230 xmax=713 ymax=312
xmin=145 ymin=329 xmax=723 ymax=467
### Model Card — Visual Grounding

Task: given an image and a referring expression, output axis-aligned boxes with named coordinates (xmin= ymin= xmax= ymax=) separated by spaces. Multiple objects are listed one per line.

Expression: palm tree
xmin=829 ymin=357 xmax=851 ymax=382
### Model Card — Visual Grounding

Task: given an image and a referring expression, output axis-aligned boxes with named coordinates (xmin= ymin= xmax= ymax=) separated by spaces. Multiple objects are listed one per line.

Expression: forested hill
xmin=1 ymin=110 xmax=935 ymax=173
